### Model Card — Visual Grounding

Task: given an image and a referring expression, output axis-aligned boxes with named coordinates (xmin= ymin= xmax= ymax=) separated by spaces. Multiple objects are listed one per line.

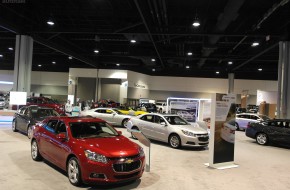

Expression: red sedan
xmin=31 ymin=116 xmax=145 ymax=186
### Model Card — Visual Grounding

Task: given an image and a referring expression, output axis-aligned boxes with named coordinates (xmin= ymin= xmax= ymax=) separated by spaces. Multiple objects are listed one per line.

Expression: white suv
xmin=156 ymin=102 xmax=167 ymax=113
xmin=235 ymin=113 xmax=271 ymax=130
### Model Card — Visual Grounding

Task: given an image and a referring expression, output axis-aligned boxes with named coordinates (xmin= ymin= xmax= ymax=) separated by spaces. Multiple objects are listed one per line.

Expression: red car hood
xmin=77 ymin=135 xmax=140 ymax=157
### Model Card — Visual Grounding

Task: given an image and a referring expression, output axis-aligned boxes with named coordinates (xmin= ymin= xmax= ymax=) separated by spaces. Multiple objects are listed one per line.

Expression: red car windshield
xmin=69 ymin=122 xmax=119 ymax=139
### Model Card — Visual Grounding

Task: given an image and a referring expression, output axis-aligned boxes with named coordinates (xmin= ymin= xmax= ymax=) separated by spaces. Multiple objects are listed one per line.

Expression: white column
xmin=228 ymin=73 xmax=234 ymax=94
xmin=13 ymin=35 xmax=33 ymax=92
xmin=277 ymin=41 xmax=290 ymax=119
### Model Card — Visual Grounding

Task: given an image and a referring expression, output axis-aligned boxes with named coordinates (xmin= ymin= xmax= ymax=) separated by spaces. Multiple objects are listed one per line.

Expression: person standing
xmin=65 ymin=100 xmax=73 ymax=115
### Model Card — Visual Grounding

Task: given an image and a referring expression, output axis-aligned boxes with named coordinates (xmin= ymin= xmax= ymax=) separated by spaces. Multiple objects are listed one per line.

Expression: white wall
xmin=257 ymin=90 xmax=277 ymax=105
xmin=0 ymin=70 xmax=14 ymax=91
xmin=69 ymin=68 xmax=127 ymax=79
xmin=31 ymin=71 xmax=68 ymax=86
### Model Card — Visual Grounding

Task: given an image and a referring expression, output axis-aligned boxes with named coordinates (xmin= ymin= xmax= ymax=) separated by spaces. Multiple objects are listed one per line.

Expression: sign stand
xmin=206 ymin=93 xmax=239 ymax=170
xmin=131 ymin=130 xmax=151 ymax=172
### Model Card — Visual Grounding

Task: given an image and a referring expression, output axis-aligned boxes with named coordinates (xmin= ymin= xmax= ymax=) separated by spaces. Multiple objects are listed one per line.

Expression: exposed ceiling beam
xmin=27 ymin=31 xmax=281 ymax=38
xmin=134 ymin=0 xmax=165 ymax=68
xmin=0 ymin=18 xmax=97 ymax=68
xmin=232 ymin=42 xmax=279 ymax=71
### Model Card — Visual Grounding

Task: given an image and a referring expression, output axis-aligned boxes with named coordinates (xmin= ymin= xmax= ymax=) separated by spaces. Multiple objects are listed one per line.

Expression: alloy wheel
xmin=31 ymin=140 xmax=42 ymax=161
xmin=256 ymin=133 xmax=268 ymax=145
xmin=67 ymin=158 xmax=82 ymax=186
xmin=12 ymin=120 xmax=17 ymax=132
xmin=169 ymin=135 xmax=181 ymax=148
xmin=27 ymin=125 xmax=32 ymax=139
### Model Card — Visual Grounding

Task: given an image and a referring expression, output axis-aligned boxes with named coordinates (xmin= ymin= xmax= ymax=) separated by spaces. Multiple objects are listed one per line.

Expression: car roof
xmin=44 ymin=116 xmax=105 ymax=123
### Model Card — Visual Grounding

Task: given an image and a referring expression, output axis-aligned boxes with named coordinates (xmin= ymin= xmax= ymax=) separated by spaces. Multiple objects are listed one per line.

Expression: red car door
xmin=49 ymin=121 xmax=71 ymax=170
xmin=38 ymin=120 xmax=59 ymax=163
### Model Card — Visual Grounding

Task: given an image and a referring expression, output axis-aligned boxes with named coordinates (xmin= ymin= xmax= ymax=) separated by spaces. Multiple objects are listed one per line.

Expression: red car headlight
xmin=84 ymin=150 xmax=108 ymax=163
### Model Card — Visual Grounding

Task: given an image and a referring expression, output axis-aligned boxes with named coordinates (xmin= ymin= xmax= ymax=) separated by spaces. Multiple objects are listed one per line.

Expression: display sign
xmin=9 ymin=91 xmax=27 ymax=105
xmin=166 ymin=97 xmax=199 ymax=122
xmin=131 ymin=130 xmax=151 ymax=172
xmin=208 ymin=93 xmax=238 ymax=169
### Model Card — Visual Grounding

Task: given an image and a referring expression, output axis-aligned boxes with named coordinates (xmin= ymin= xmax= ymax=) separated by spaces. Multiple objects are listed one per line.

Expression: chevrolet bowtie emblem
xmin=125 ymin=159 xmax=134 ymax=164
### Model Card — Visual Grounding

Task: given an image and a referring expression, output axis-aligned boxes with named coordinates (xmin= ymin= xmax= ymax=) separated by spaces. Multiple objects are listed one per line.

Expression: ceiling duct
xmin=198 ymin=0 xmax=246 ymax=68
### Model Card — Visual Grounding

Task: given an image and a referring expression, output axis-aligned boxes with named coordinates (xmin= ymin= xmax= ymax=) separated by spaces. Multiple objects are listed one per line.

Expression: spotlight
xmin=216 ymin=71 xmax=220 ymax=74
xmin=94 ymin=50 xmax=99 ymax=53
xmin=52 ymin=61 xmax=56 ymax=64
xmin=47 ymin=20 xmax=55 ymax=26
xmin=151 ymin=58 xmax=156 ymax=62
xmin=68 ymin=56 xmax=73 ymax=60
xmin=192 ymin=19 xmax=200 ymax=27
xmin=116 ymin=63 xmax=120 ymax=66
xmin=8 ymin=47 xmax=13 ymax=51
xmin=186 ymin=65 xmax=190 ymax=69
xmin=38 ymin=64 xmax=42 ymax=67
xmin=0 ymin=54 xmax=3 ymax=58
xmin=130 ymin=39 xmax=136 ymax=43
xmin=258 ymin=68 xmax=262 ymax=71
xmin=187 ymin=52 xmax=193 ymax=56
xmin=152 ymin=68 xmax=155 ymax=72
xmin=251 ymin=42 xmax=259 ymax=47
xmin=228 ymin=61 xmax=233 ymax=65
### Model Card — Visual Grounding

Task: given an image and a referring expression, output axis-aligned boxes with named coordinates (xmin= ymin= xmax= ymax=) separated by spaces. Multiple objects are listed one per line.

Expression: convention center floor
xmin=1 ymin=124 xmax=290 ymax=190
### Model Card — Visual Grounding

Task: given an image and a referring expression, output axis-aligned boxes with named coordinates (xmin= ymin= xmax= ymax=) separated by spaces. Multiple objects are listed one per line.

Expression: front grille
xmin=113 ymin=160 xmax=141 ymax=172
xmin=114 ymin=171 xmax=140 ymax=179
xmin=198 ymin=136 xmax=209 ymax=142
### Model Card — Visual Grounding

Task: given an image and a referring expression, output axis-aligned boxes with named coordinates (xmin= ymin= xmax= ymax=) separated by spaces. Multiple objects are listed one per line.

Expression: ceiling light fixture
xmin=228 ymin=61 xmax=233 ymax=65
xmin=52 ymin=61 xmax=56 ymax=64
xmin=152 ymin=68 xmax=155 ymax=72
xmin=116 ymin=63 xmax=120 ymax=66
xmin=187 ymin=52 xmax=193 ymax=56
xmin=47 ymin=20 xmax=55 ymax=26
xmin=216 ymin=71 xmax=220 ymax=74
xmin=94 ymin=49 xmax=99 ymax=53
xmin=68 ymin=56 xmax=72 ymax=59
xmin=251 ymin=42 xmax=259 ymax=47
xmin=258 ymin=68 xmax=262 ymax=71
xmin=186 ymin=65 xmax=190 ymax=69
xmin=130 ymin=39 xmax=136 ymax=43
xmin=38 ymin=64 xmax=42 ymax=67
xmin=192 ymin=19 xmax=200 ymax=27
xmin=8 ymin=47 xmax=13 ymax=51
xmin=151 ymin=58 xmax=156 ymax=62
xmin=0 ymin=54 xmax=3 ymax=57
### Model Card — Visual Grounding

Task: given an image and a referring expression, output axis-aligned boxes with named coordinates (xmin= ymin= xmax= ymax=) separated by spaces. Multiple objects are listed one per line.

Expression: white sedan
xmin=80 ymin=108 xmax=132 ymax=127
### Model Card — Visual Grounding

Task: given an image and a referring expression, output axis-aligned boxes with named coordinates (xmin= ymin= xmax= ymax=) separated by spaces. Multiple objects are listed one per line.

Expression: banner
xmin=208 ymin=93 xmax=237 ymax=168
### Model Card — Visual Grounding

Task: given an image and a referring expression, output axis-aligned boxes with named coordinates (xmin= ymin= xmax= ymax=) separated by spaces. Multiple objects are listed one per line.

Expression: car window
xmin=44 ymin=120 xmax=58 ymax=133
xmin=154 ymin=116 xmax=165 ymax=124
xmin=24 ymin=108 xmax=31 ymax=116
xmin=18 ymin=107 xmax=26 ymax=114
xmin=70 ymin=122 xmax=118 ymax=138
xmin=164 ymin=116 xmax=188 ymax=125
xmin=140 ymin=115 xmax=154 ymax=122
xmin=55 ymin=121 xmax=67 ymax=134
xmin=250 ymin=115 xmax=259 ymax=120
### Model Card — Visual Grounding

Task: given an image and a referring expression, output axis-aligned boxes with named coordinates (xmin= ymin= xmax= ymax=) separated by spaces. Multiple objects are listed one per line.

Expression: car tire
xmin=169 ymin=134 xmax=181 ymax=149
xmin=12 ymin=119 xmax=18 ymax=132
xmin=31 ymin=140 xmax=42 ymax=161
xmin=234 ymin=122 xmax=240 ymax=131
xmin=67 ymin=157 xmax=83 ymax=186
xmin=131 ymin=126 xmax=139 ymax=139
xmin=27 ymin=125 xmax=33 ymax=139
xmin=256 ymin=133 xmax=268 ymax=145
xmin=122 ymin=118 xmax=129 ymax=128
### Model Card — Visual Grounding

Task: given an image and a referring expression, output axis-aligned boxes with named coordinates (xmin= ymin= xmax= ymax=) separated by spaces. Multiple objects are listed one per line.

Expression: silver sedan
xmin=80 ymin=108 xmax=131 ymax=127
xmin=127 ymin=113 xmax=209 ymax=149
